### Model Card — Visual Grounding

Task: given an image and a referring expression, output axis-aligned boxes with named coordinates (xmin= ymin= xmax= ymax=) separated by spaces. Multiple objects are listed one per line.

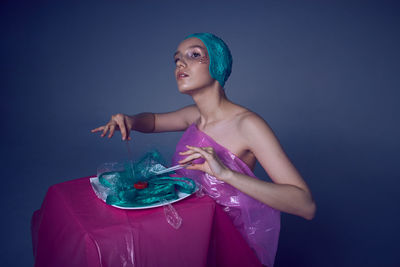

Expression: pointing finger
xmin=178 ymin=152 xmax=202 ymax=164
xmin=179 ymin=150 xmax=196 ymax=155
xmin=186 ymin=164 xmax=204 ymax=172
xmin=101 ymin=125 xmax=110 ymax=137
xmin=108 ymin=125 xmax=116 ymax=138
xmin=186 ymin=145 xmax=212 ymax=159
xmin=118 ymin=120 xmax=127 ymax=140
xmin=91 ymin=126 xmax=105 ymax=133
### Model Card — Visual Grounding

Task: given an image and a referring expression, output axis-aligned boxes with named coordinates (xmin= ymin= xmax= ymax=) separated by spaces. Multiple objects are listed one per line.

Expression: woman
xmin=92 ymin=33 xmax=316 ymax=267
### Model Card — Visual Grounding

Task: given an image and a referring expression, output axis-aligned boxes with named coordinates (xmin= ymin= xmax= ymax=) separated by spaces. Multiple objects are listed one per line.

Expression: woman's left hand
xmin=178 ymin=145 xmax=232 ymax=181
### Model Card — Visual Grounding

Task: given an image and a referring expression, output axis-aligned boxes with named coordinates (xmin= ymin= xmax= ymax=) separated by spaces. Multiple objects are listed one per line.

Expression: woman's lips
xmin=177 ymin=72 xmax=189 ymax=80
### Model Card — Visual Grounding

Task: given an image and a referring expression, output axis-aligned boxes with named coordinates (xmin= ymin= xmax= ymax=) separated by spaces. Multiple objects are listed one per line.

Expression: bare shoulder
xmin=236 ymin=110 xmax=274 ymax=139
xmin=232 ymin=109 xmax=283 ymax=156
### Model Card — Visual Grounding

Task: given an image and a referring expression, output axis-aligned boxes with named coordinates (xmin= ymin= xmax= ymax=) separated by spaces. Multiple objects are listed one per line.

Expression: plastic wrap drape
xmin=172 ymin=123 xmax=280 ymax=267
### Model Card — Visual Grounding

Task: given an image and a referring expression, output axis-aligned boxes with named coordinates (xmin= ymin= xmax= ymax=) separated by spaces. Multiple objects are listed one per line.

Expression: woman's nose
xmin=176 ymin=57 xmax=187 ymax=68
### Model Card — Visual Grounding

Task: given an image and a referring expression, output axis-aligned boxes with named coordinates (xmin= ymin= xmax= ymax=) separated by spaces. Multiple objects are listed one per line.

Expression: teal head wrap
xmin=185 ymin=33 xmax=232 ymax=88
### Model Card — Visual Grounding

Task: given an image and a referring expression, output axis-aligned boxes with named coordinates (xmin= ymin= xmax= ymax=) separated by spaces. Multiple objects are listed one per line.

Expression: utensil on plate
xmin=150 ymin=163 xmax=191 ymax=176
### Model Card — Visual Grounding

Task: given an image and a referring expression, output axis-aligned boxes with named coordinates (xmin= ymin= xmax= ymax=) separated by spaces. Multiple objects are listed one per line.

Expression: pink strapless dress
xmin=172 ymin=123 xmax=280 ymax=267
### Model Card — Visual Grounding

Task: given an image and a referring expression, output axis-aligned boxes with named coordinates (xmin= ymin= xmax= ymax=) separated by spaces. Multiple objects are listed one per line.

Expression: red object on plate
xmin=134 ymin=181 xmax=148 ymax=189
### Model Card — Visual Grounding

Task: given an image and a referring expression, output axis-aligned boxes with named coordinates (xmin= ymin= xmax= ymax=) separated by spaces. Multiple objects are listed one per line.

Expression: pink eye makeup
xmin=174 ymin=46 xmax=209 ymax=66
xmin=188 ymin=50 xmax=201 ymax=59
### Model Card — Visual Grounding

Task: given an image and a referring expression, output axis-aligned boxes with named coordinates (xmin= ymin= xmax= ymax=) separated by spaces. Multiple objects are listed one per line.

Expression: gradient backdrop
xmin=1 ymin=1 xmax=399 ymax=266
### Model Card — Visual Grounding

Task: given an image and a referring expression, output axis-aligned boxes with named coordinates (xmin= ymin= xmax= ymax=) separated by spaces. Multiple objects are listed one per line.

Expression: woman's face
xmin=174 ymin=37 xmax=216 ymax=93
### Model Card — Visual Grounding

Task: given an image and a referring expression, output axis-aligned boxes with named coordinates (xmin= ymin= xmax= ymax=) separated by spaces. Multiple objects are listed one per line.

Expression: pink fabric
xmin=172 ymin=123 xmax=280 ymax=267
xmin=31 ymin=176 xmax=262 ymax=267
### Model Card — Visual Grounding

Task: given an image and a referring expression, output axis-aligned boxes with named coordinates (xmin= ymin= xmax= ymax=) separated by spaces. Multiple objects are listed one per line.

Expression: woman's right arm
xmin=91 ymin=104 xmax=200 ymax=140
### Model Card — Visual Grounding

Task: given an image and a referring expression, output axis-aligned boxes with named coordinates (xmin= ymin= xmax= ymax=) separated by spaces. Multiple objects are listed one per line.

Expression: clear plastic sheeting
xmin=163 ymin=202 xmax=182 ymax=229
xmin=172 ymin=123 xmax=281 ymax=267
xmin=91 ymin=151 xmax=195 ymax=229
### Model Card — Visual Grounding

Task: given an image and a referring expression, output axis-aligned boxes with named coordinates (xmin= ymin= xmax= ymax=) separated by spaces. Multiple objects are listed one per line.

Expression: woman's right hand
xmin=91 ymin=113 xmax=134 ymax=140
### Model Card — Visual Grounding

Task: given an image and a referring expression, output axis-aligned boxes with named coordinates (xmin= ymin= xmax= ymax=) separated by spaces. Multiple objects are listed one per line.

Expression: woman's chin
xmin=177 ymin=84 xmax=196 ymax=94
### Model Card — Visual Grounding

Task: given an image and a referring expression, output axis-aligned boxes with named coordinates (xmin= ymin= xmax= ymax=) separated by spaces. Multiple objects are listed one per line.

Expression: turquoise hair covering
xmin=185 ymin=33 xmax=232 ymax=88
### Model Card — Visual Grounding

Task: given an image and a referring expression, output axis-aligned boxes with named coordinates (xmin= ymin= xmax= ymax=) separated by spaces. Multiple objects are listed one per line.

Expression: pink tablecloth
xmin=31 ymin=177 xmax=262 ymax=267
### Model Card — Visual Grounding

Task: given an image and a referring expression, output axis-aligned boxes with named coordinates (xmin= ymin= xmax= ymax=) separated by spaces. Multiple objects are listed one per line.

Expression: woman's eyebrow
xmin=187 ymin=45 xmax=205 ymax=50
xmin=174 ymin=45 xmax=205 ymax=57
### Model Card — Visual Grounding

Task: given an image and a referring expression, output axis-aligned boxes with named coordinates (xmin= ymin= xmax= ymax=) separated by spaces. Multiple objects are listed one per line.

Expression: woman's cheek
xmin=198 ymin=55 xmax=209 ymax=64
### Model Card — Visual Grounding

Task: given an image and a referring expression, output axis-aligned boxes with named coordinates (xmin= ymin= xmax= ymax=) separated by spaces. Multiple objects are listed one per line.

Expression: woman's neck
xmin=191 ymin=83 xmax=231 ymax=127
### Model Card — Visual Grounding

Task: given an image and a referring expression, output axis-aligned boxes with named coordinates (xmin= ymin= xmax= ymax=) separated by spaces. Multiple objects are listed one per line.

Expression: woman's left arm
xmin=227 ymin=114 xmax=317 ymax=220
xmin=179 ymin=114 xmax=316 ymax=220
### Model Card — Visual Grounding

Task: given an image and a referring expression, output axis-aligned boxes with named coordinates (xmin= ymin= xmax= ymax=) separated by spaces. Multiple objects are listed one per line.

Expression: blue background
xmin=1 ymin=0 xmax=399 ymax=266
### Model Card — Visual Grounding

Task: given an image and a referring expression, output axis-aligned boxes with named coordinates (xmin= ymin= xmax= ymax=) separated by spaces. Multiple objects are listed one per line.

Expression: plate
xmin=89 ymin=176 xmax=194 ymax=210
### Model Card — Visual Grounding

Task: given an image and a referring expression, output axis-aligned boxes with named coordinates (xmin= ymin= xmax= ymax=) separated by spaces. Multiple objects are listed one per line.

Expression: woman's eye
xmin=191 ymin=52 xmax=200 ymax=58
